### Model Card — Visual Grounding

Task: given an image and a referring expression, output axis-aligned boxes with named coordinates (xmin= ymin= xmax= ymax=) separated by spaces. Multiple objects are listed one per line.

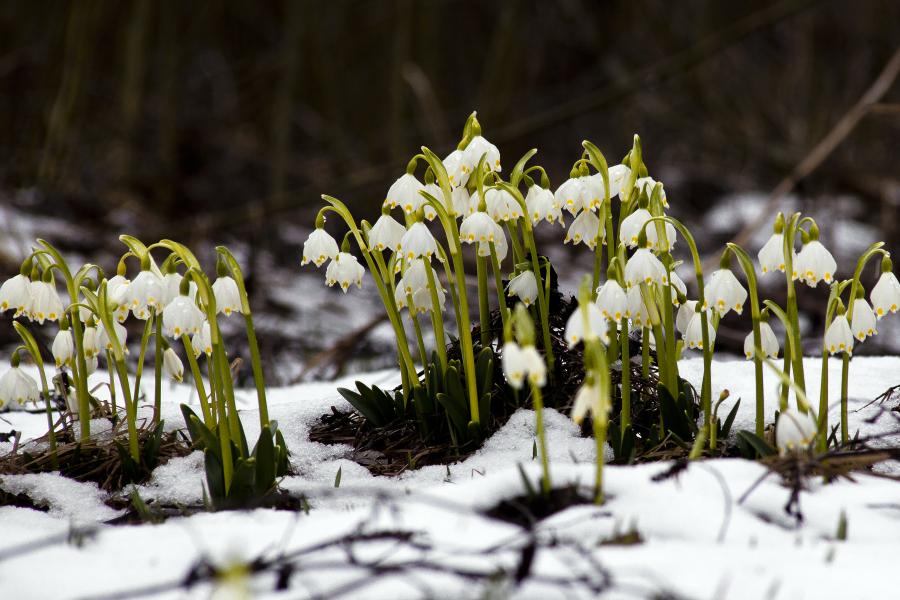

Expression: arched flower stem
xmin=12 ymin=325 xmax=58 ymax=469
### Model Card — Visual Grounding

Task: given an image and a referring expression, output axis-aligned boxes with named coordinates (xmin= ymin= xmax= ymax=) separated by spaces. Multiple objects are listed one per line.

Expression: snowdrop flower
xmin=163 ymin=294 xmax=205 ymax=337
xmin=108 ymin=275 xmax=132 ymax=322
xmin=461 ymin=134 xmax=501 ymax=174
xmin=212 ymin=276 xmax=242 ymax=316
xmin=507 ymin=271 xmax=538 ymax=307
xmin=850 ymin=298 xmax=877 ymax=341
xmin=758 ymin=232 xmax=786 ymax=274
xmin=477 ymin=230 xmax=508 ymax=260
xmin=98 ymin=319 xmax=128 ymax=353
xmin=502 ymin=342 xmax=546 ymax=389
xmin=793 ymin=239 xmax=836 ymax=287
xmin=396 ymin=260 xmax=443 ymax=295
xmin=160 ymin=271 xmax=183 ymax=307
xmin=460 ymin=211 xmax=502 ymax=244
xmin=443 ymin=149 xmax=468 ymax=189
xmin=620 ymin=208 xmax=676 ymax=251
xmin=685 ymin=309 xmax=715 ymax=350
xmin=0 ymin=274 xmax=33 ymax=318
xmin=527 ymin=186 xmax=563 ymax=226
xmin=703 ymin=269 xmax=748 ymax=317
xmin=668 ymin=271 xmax=687 ymax=305
xmin=30 ymin=279 xmax=64 ymax=324
xmin=82 ymin=326 xmax=101 ymax=358
xmin=577 ymin=176 xmax=605 ymax=211
xmin=824 ymin=313 xmax=854 ymax=355
xmin=775 ymin=408 xmax=818 ymax=454
xmin=402 ymin=286 xmax=446 ymax=314
xmin=743 ymin=322 xmax=779 ymax=359
xmin=385 ymin=173 xmax=425 ymax=214
xmin=163 ymin=347 xmax=184 ymax=382
xmin=485 ymin=188 xmax=518 ymax=222
xmin=368 ymin=213 xmax=407 ymax=252
xmin=301 ymin=228 xmax=339 ymax=267
xmin=676 ymin=300 xmax=698 ymax=335
xmin=623 ymin=248 xmax=666 ymax=288
xmin=325 ymin=252 xmax=366 ymax=292
xmin=871 ymin=269 xmax=900 ymax=318
xmin=126 ymin=270 xmax=164 ymax=320
xmin=450 ymin=186 xmax=471 ymax=217
xmin=605 ymin=164 xmax=631 ymax=199
xmin=0 ymin=364 xmax=39 ymax=409
xmin=564 ymin=302 xmax=609 ymax=348
xmin=400 ymin=222 xmax=439 ymax=261
xmin=564 ymin=210 xmax=601 ymax=250
xmin=571 ymin=380 xmax=609 ymax=425
xmin=596 ymin=280 xmax=627 ymax=322
xmin=626 ymin=285 xmax=649 ymax=327
xmin=192 ymin=322 xmax=213 ymax=358
xmin=52 ymin=328 xmax=75 ymax=368
xmin=555 ymin=176 xmax=590 ymax=216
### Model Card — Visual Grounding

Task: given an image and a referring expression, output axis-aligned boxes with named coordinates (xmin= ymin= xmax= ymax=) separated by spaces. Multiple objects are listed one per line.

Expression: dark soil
xmin=485 ymin=485 xmax=594 ymax=529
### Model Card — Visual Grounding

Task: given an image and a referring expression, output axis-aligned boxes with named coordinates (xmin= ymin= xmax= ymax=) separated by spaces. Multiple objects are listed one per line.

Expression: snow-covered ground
xmin=1 ymin=356 xmax=899 ymax=599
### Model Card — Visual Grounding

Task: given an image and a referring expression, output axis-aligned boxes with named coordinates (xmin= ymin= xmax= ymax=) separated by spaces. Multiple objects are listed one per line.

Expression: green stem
xmin=783 ymin=215 xmax=806 ymax=398
xmin=373 ymin=249 xmax=417 ymax=386
xmin=620 ymin=317 xmax=631 ymax=430
xmin=506 ymin=221 xmax=524 ymax=266
xmin=488 ymin=242 xmax=509 ymax=333
xmin=154 ymin=312 xmax=163 ymax=423
xmin=531 ymin=383 xmax=551 ymax=499
xmin=181 ymin=333 xmax=213 ymax=429
xmin=132 ymin=317 xmax=154 ymax=418
xmin=424 ymin=261 xmax=448 ymax=371
xmin=476 ymin=255 xmax=491 ymax=347
xmin=106 ymin=350 xmax=118 ymax=419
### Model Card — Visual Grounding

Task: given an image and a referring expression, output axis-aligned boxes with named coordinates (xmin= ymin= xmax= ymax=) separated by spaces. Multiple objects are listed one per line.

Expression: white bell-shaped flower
xmin=605 ymin=164 xmax=631 ymax=199
xmin=163 ymin=294 xmax=205 ymax=338
xmin=502 ymin=342 xmax=526 ymax=389
xmin=703 ymin=269 xmax=748 ymax=317
xmin=325 ymin=252 xmax=366 ymax=292
xmin=30 ymin=280 xmax=64 ymax=324
xmin=0 ymin=274 xmax=33 ymax=318
xmin=485 ymin=188 xmax=518 ymax=222
xmin=850 ymin=298 xmax=877 ymax=341
xmin=676 ymin=300 xmax=699 ymax=335
xmin=400 ymin=222 xmax=438 ymax=261
xmin=53 ymin=329 xmax=75 ymax=367
xmin=824 ymin=314 xmax=854 ymax=355
xmin=507 ymin=271 xmax=538 ymax=307
xmin=192 ymin=322 xmax=213 ymax=358
xmin=160 ymin=272 xmax=183 ymax=308
xmin=758 ymin=233 xmax=786 ymax=275
xmin=451 ymin=186 xmax=471 ymax=217
xmin=212 ymin=276 xmax=242 ymax=316
xmin=684 ymin=309 xmax=715 ymax=350
xmin=368 ymin=214 xmax=407 ymax=253
xmin=564 ymin=302 xmax=609 ymax=348
xmin=84 ymin=354 xmax=98 ymax=376
xmin=871 ymin=271 xmax=900 ymax=318
xmin=635 ymin=177 xmax=668 ymax=208
xmin=443 ymin=149 xmax=468 ymax=189
xmin=460 ymin=212 xmax=502 ymax=244
xmin=775 ymin=408 xmax=818 ymax=454
xmin=668 ymin=271 xmax=687 ymax=305
xmin=555 ymin=177 xmax=589 ymax=216
xmin=743 ymin=322 xmax=779 ymax=359
xmin=793 ymin=240 xmax=836 ymax=287
xmin=108 ymin=275 xmax=132 ymax=323
xmin=82 ymin=326 xmax=100 ymax=359
xmin=461 ymin=135 xmax=501 ymax=174
xmin=163 ymin=347 xmax=184 ymax=382
xmin=98 ymin=319 xmax=128 ymax=354
xmin=623 ymin=248 xmax=666 ymax=288
xmin=477 ymin=230 xmax=508 ymax=260
xmin=564 ymin=209 xmax=601 ymax=250
xmin=407 ymin=286 xmax=445 ymax=314
xmin=527 ymin=186 xmax=563 ymax=226
xmin=620 ymin=209 xmax=676 ymax=251
xmin=0 ymin=366 xmax=39 ymax=409
xmin=596 ymin=280 xmax=627 ymax=322
xmin=571 ymin=380 xmax=609 ymax=425
xmin=626 ymin=285 xmax=649 ymax=327
xmin=421 ymin=183 xmax=442 ymax=221
xmin=522 ymin=346 xmax=547 ymax=388
xmin=126 ymin=270 xmax=164 ymax=320
xmin=385 ymin=173 xmax=424 ymax=214
xmin=396 ymin=260 xmax=443 ymax=296
xmin=301 ymin=228 xmax=339 ymax=267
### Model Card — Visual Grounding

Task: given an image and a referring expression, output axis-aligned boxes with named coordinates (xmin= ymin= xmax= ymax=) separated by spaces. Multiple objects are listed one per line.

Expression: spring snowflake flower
xmin=850 ymin=298 xmax=877 ymax=341
xmin=325 ymin=252 xmax=366 ymax=292
xmin=703 ymin=269 xmax=748 ymax=317
xmin=82 ymin=326 xmax=100 ymax=358
xmin=635 ymin=177 xmax=667 ymax=208
xmin=212 ymin=276 xmax=242 ymax=316
xmin=421 ymin=182 xmax=442 ymax=220
xmin=824 ymin=314 xmax=854 ymax=355
xmin=623 ymin=248 xmax=666 ymax=288
xmin=477 ymin=230 xmax=508 ymax=260
xmin=460 ymin=211 xmax=503 ymax=244
xmin=462 ymin=135 xmax=501 ymax=174
xmin=30 ymin=279 xmax=64 ymax=324
xmin=108 ymin=275 xmax=132 ymax=322
xmin=84 ymin=354 xmax=98 ymax=376
xmin=0 ymin=366 xmax=39 ymax=409
xmin=443 ymin=149 xmax=468 ymax=189
xmin=571 ymin=380 xmax=609 ymax=425
xmin=626 ymin=285 xmax=649 ymax=327
xmin=163 ymin=294 xmax=205 ymax=338
xmin=192 ymin=322 xmax=213 ymax=357
xmin=301 ymin=229 xmax=339 ymax=267
xmin=368 ymin=214 xmax=407 ymax=253
xmin=385 ymin=173 xmax=424 ymax=214
xmin=163 ymin=347 xmax=184 ymax=382
xmin=555 ymin=177 xmax=590 ymax=216
xmin=396 ymin=260 xmax=443 ymax=295
xmin=668 ymin=271 xmax=687 ymax=305
xmin=0 ymin=274 xmax=33 ymax=318
xmin=125 ymin=270 xmax=164 ymax=319
xmin=871 ymin=271 xmax=900 ymax=318
xmin=485 ymin=188 xmax=518 ymax=222
xmin=596 ymin=280 xmax=627 ymax=321
xmin=502 ymin=342 xmax=546 ymax=389
xmin=676 ymin=300 xmax=698 ymax=335
xmin=743 ymin=322 xmax=779 ymax=359
xmin=758 ymin=233 xmax=786 ymax=274
xmin=793 ymin=240 xmax=836 ymax=287
xmin=619 ymin=209 xmax=676 ymax=251
xmin=98 ymin=319 xmax=128 ymax=353
xmin=451 ymin=186 xmax=471 ymax=217
xmin=605 ymin=164 xmax=631 ymax=199
xmin=53 ymin=329 xmax=75 ymax=367
xmin=400 ymin=222 xmax=439 ymax=261
xmin=684 ymin=309 xmax=715 ymax=350
xmin=507 ymin=271 xmax=538 ymax=307
xmin=564 ymin=210 xmax=601 ymax=250
xmin=775 ymin=408 xmax=818 ymax=454
xmin=402 ymin=286 xmax=446 ymax=314
xmin=526 ymin=186 xmax=562 ymax=226
xmin=564 ymin=302 xmax=609 ymax=348
xmin=160 ymin=271 xmax=183 ymax=307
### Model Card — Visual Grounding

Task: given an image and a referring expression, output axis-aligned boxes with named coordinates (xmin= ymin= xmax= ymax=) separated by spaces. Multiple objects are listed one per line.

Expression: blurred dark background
xmin=1 ymin=0 xmax=899 ymax=382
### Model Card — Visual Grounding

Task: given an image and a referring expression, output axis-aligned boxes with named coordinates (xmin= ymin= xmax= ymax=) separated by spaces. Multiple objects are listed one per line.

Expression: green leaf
xmin=444 ymin=366 xmax=465 ymax=404
xmin=254 ymin=425 xmax=276 ymax=495
xmin=620 ymin=425 xmax=636 ymax=464
xmin=275 ymin=429 xmax=289 ymax=477
xmin=191 ymin=415 xmax=222 ymax=464
xmin=115 ymin=439 xmax=141 ymax=483
xmin=719 ymin=399 xmax=741 ymax=440
xmin=180 ymin=405 xmax=204 ymax=448
xmin=510 ymin=149 xmax=537 ymax=188
xmin=338 ymin=386 xmax=389 ymax=427
xmin=647 ymin=424 xmax=660 ymax=449
xmin=237 ymin=417 xmax=250 ymax=460
xmin=334 ymin=465 xmax=342 ymax=488
xmin=517 ymin=462 xmax=536 ymax=503
xmin=658 ymin=385 xmax=693 ymax=442
xmin=736 ymin=430 xmax=776 ymax=459
xmin=476 ymin=348 xmax=494 ymax=400
xmin=229 ymin=457 xmax=257 ymax=499
xmin=608 ymin=420 xmax=622 ymax=459
xmin=478 ymin=392 xmax=491 ymax=433
xmin=436 ymin=392 xmax=470 ymax=441
xmin=467 ymin=420 xmax=481 ymax=441
xmin=143 ymin=420 xmax=166 ymax=471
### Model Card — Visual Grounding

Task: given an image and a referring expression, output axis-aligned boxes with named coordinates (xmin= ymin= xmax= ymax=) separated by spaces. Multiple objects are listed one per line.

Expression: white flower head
xmin=421 ymin=183 xmax=442 ymax=221
xmin=212 ymin=276 xmax=242 ymax=316
xmin=163 ymin=347 xmax=184 ymax=382
xmin=626 ymin=285 xmax=649 ymax=328
xmin=396 ymin=260 xmax=443 ymax=296
xmin=743 ymin=322 xmax=779 ymax=359
xmin=527 ymin=186 xmax=563 ymax=226
xmin=443 ymin=149 xmax=469 ymax=189
xmin=301 ymin=228 xmax=339 ymax=267
xmin=775 ymin=408 xmax=818 ymax=454
xmin=460 ymin=212 xmax=502 ymax=244
xmin=555 ymin=177 xmax=589 ymax=216
xmin=793 ymin=240 xmax=836 ymax=287
xmin=451 ymin=186 xmax=471 ymax=217
xmin=623 ymin=248 xmax=666 ymax=288
xmin=98 ymin=319 xmax=129 ymax=354
xmin=325 ymin=252 xmax=366 ymax=292
xmin=564 ymin=302 xmax=609 ymax=348
xmin=0 ymin=366 xmax=39 ymax=408
xmin=82 ymin=326 xmax=100 ymax=359
xmin=192 ymin=322 xmax=213 ymax=358
xmin=83 ymin=354 xmax=98 ymax=376
xmin=0 ymin=275 xmax=33 ymax=318
xmin=571 ymin=380 xmax=609 ymax=425
xmin=758 ymin=233 xmax=786 ymax=275
xmin=30 ymin=280 xmax=64 ymax=324
xmin=850 ymin=298 xmax=877 ymax=341
xmin=477 ymin=230 xmax=508 ymax=260
xmin=564 ymin=209 xmax=601 ymax=250
xmin=162 ymin=294 xmax=206 ymax=338
xmin=368 ymin=214 xmax=407 ymax=253
xmin=703 ymin=269 xmax=748 ymax=317
xmin=461 ymin=135 xmax=501 ymax=174
xmin=676 ymin=300 xmax=699 ymax=335
xmin=620 ymin=208 xmax=676 ymax=251
xmin=685 ymin=309 xmax=715 ymax=350
xmin=605 ymin=164 xmax=631 ymax=199
xmin=403 ymin=286 xmax=446 ymax=315
xmin=871 ymin=271 xmax=900 ymax=318
xmin=502 ymin=342 xmax=546 ymax=389
xmin=108 ymin=275 xmax=132 ymax=323
xmin=385 ymin=173 xmax=425 ymax=214
xmin=53 ymin=329 xmax=75 ymax=367
xmin=824 ymin=314 xmax=854 ymax=355
xmin=507 ymin=271 xmax=538 ymax=307
xmin=160 ymin=272 xmax=184 ymax=308
xmin=596 ymin=279 xmax=627 ymax=322
xmin=400 ymin=222 xmax=439 ymax=261
xmin=668 ymin=271 xmax=687 ymax=305
xmin=126 ymin=270 xmax=164 ymax=320
xmin=485 ymin=188 xmax=518 ymax=222
xmin=635 ymin=177 xmax=667 ymax=208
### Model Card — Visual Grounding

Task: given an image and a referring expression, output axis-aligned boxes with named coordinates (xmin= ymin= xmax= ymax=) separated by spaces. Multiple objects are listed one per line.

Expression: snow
xmin=0 ymin=356 xmax=899 ymax=599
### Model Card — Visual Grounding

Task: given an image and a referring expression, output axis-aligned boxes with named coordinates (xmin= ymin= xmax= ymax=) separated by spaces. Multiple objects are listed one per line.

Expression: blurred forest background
xmin=1 ymin=0 xmax=899 ymax=381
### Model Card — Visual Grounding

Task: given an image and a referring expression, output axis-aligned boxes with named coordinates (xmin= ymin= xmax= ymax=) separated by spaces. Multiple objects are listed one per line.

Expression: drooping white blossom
xmin=30 ymin=280 xmax=64 ymax=324
xmin=368 ymin=214 xmax=407 ymax=253
xmin=301 ymin=229 xmax=340 ymax=267
xmin=571 ymin=380 xmax=610 ymax=425
xmin=162 ymin=294 xmax=206 ymax=338
xmin=595 ymin=280 xmax=628 ymax=322
xmin=823 ymin=314 xmax=854 ymax=356
xmin=461 ymin=135 xmax=501 ymax=174
xmin=385 ymin=173 xmax=424 ymax=214
xmin=0 ymin=275 xmax=33 ymax=318
xmin=743 ymin=322 xmax=779 ymax=359
xmin=684 ymin=310 xmax=715 ymax=350
xmin=623 ymin=248 xmax=666 ymax=288
xmin=460 ymin=212 xmax=502 ymax=244
xmin=758 ymin=233 xmax=786 ymax=275
xmin=871 ymin=271 xmax=900 ymax=318
xmin=163 ymin=347 xmax=184 ymax=382
xmin=325 ymin=252 xmax=366 ymax=292
xmin=400 ymin=222 xmax=439 ymax=261
xmin=775 ymin=408 xmax=818 ymax=454
xmin=507 ymin=271 xmax=539 ymax=307
xmin=703 ymin=269 xmax=748 ymax=317
xmin=850 ymin=298 xmax=877 ymax=341
xmin=0 ymin=366 xmax=39 ymax=409
xmin=212 ymin=276 xmax=242 ymax=316
xmin=564 ymin=210 xmax=601 ymax=250
xmin=52 ymin=329 xmax=74 ymax=367
xmin=793 ymin=241 xmax=837 ymax=287
xmin=564 ymin=302 xmax=609 ymax=348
